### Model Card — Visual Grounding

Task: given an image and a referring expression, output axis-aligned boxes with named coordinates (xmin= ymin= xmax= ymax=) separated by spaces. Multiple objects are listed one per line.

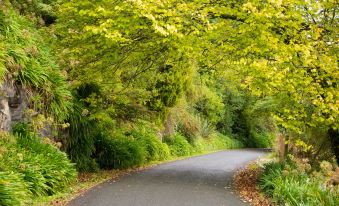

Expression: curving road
xmin=68 ymin=149 xmax=265 ymax=206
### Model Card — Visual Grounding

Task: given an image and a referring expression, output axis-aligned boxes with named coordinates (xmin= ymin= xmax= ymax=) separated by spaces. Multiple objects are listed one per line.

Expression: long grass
xmin=0 ymin=131 xmax=77 ymax=205
xmin=0 ymin=6 xmax=72 ymax=122
xmin=259 ymin=161 xmax=339 ymax=206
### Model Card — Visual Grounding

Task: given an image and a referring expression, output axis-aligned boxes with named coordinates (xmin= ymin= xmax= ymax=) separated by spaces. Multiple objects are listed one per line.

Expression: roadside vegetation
xmin=0 ymin=0 xmax=338 ymax=205
xmin=236 ymin=154 xmax=339 ymax=206
xmin=0 ymin=131 xmax=76 ymax=205
xmin=258 ymin=156 xmax=339 ymax=206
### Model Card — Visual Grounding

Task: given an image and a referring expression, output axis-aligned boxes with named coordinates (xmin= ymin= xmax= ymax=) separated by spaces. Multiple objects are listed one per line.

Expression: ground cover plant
xmin=259 ymin=157 xmax=339 ymax=206
xmin=0 ymin=131 xmax=77 ymax=205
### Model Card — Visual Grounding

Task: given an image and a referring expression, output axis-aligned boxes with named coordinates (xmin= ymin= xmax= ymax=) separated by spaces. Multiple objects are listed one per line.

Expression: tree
xmin=198 ymin=0 xmax=338 ymax=158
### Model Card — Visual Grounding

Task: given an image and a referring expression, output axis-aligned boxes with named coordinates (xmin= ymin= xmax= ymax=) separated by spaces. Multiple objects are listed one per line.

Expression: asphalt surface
xmin=68 ymin=149 xmax=266 ymax=206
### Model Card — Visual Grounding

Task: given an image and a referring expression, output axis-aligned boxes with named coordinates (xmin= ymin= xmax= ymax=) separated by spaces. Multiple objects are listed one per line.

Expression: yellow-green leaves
xmin=56 ymin=0 xmax=338 ymax=133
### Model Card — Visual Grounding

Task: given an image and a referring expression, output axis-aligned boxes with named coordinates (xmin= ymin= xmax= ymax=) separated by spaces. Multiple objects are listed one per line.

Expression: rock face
xmin=0 ymin=91 xmax=11 ymax=131
xmin=0 ymin=77 xmax=27 ymax=131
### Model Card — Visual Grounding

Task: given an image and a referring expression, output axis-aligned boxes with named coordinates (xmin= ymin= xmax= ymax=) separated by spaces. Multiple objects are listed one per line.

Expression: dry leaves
xmin=234 ymin=164 xmax=274 ymax=206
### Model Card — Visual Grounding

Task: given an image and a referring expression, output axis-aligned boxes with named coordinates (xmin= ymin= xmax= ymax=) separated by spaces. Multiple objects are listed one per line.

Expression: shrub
xmin=129 ymin=129 xmax=170 ymax=162
xmin=66 ymin=109 xmax=98 ymax=172
xmin=270 ymin=175 xmax=338 ymax=206
xmin=176 ymin=115 xmax=202 ymax=144
xmin=258 ymin=162 xmax=284 ymax=197
xmin=164 ymin=133 xmax=193 ymax=157
xmin=146 ymin=65 xmax=187 ymax=112
xmin=94 ymin=133 xmax=146 ymax=169
xmin=16 ymin=134 xmax=77 ymax=195
xmin=250 ymin=130 xmax=275 ymax=148
xmin=11 ymin=123 xmax=30 ymax=137
xmin=259 ymin=161 xmax=339 ymax=206
xmin=0 ymin=171 xmax=30 ymax=206
xmin=156 ymin=143 xmax=171 ymax=161
xmin=193 ymin=87 xmax=225 ymax=125
xmin=194 ymin=133 xmax=243 ymax=152
xmin=199 ymin=118 xmax=215 ymax=139
xmin=0 ymin=131 xmax=77 ymax=204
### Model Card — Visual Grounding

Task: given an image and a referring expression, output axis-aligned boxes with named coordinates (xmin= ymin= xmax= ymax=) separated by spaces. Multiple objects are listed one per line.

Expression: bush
xmin=164 ymin=133 xmax=193 ymax=157
xmin=129 ymin=129 xmax=170 ymax=162
xmin=16 ymin=134 xmax=77 ymax=195
xmin=194 ymin=133 xmax=243 ymax=152
xmin=0 ymin=131 xmax=77 ymax=204
xmin=250 ymin=131 xmax=275 ymax=148
xmin=165 ymin=132 xmax=243 ymax=156
xmin=156 ymin=143 xmax=171 ymax=161
xmin=259 ymin=161 xmax=339 ymax=206
xmin=66 ymin=109 xmax=98 ymax=172
xmin=258 ymin=162 xmax=284 ymax=197
xmin=0 ymin=171 xmax=30 ymax=206
xmin=193 ymin=87 xmax=225 ymax=125
xmin=94 ymin=133 xmax=146 ymax=169
xmin=175 ymin=112 xmax=202 ymax=144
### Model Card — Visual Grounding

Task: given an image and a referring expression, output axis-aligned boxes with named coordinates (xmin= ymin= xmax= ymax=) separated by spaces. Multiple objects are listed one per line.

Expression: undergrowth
xmin=0 ymin=131 xmax=77 ymax=205
xmin=259 ymin=157 xmax=339 ymax=206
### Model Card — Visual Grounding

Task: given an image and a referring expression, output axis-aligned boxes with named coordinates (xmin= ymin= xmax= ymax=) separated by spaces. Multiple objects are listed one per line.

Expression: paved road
xmin=68 ymin=149 xmax=265 ymax=206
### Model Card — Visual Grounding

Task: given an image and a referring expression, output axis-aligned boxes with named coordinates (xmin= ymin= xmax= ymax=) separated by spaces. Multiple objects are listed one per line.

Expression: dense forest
xmin=0 ymin=0 xmax=338 ymax=205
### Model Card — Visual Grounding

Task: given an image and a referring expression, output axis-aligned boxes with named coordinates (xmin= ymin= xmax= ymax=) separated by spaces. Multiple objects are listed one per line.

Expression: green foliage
xmin=176 ymin=115 xmax=202 ymax=143
xmin=259 ymin=161 xmax=339 ymax=206
xmin=194 ymin=87 xmax=224 ymax=125
xmin=147 ymin=65 xmax=187 ymax=112
xmin=129 ymin=126 xmax=170 ymax=162
xmin=0 ymin=5 xmax=72 ymax=122
xmin=194 ymin=133 xmax=244 ymax=153
xmin=0 ymin=171 xmax=30 ymax=206
xmin=8 ymin=0 xmax=56 ymax=21
xmin=0 ymin=131 xmax=76 ymax=204
xmin=258 ymin=162 xmax=284 ymax=197
xmin=249 ymin=131 xmax=275 ymax=148
xmin=56 ymin=0 xmax=194 ymax=113
xmin=239 ymin=101 xmax=277 ymax=148
xmin=94 ymin=133 xmax=145 ymax=169
xmin=14 ymin=132 xmax=76 ymax=195
xmin=164 ymin=133 xmax=193 ymax=157
xmin=170 ymin=99 xmax=215 ymax=143
xmin=216 ymin=87 xmax=249 ymax=136
xmin=66 ymin=106 xmax=98 ymax=172
xmin=2 ymin=2 xmax=337 ymax=204
xmin=210 ymin=0 xmax=338 ymax=133
xmin=11 ymin=122 xmax=30 ymax=135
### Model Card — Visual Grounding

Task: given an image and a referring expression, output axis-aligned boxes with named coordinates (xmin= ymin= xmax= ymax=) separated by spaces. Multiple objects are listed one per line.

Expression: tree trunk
xmin=277 ymin=133 xmax=286 ymax=162
xmin=328 ymin=129 xmax=339 ymax=164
